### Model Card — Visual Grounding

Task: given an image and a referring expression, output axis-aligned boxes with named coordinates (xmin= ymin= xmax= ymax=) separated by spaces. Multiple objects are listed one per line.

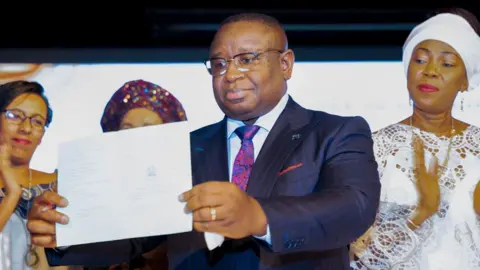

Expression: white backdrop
xmin=5 ymin=62 xmax=479 ymax=173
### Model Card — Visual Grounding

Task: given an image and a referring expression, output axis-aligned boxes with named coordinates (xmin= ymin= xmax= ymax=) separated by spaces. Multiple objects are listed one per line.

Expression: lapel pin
xmin=292 ymin=134 xmax=301 ymax=140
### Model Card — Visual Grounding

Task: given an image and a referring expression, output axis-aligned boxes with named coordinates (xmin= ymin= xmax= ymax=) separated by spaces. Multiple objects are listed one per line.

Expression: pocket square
xmin=278 ymin=163 xmax=303 ymax=176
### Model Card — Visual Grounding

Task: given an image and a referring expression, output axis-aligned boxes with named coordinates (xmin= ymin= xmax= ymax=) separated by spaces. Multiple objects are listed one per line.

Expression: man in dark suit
xmin=26 ymin=13 xmax=381 ymax=269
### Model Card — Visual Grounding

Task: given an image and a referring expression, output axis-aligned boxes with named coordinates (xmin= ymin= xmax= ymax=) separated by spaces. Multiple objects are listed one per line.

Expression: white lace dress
xmin=351 ymin=123 xmax=480 ymax=270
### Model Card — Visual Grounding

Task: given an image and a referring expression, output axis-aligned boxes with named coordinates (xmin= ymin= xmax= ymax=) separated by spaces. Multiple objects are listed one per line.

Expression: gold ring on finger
xmin=210 ymin=207 xmax=216 ymax=221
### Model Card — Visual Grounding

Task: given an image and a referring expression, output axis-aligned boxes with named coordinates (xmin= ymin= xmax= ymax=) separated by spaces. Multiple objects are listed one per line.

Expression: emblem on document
xmin=147 ymin=166 xmax=157 ymax=177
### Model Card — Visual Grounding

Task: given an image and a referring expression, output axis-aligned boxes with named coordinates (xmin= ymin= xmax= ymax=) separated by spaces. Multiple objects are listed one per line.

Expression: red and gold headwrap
xmin=100 ymin=79 xmax=187 ymax=132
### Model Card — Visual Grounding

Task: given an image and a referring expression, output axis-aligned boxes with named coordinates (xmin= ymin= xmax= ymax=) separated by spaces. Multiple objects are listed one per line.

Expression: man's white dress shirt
xmin=205 ymin=93 xmax=289 ymax=250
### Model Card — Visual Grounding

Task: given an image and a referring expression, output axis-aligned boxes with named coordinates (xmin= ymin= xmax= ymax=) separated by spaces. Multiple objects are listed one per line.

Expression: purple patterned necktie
xmin=232 ymin=125 xmax=260 ymax=191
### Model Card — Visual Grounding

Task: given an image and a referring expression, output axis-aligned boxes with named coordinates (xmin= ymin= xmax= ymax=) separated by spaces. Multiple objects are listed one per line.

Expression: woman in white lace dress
xmin=0 ymin=81 xmax=69 ymax=270
xmin=351 ymin=8 xmax=480 ymax=270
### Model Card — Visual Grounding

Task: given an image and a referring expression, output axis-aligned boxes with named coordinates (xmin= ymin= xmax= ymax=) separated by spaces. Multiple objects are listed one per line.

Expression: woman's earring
xmin=461 ymin=96 xmax=464 ymax=112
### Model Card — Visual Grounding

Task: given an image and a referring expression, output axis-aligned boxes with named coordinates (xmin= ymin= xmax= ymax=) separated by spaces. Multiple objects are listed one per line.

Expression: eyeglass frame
xmin=1 ymin=109 xmax=48 ymax=131
xmin=204 ymin=49 xmax=285 ymax=76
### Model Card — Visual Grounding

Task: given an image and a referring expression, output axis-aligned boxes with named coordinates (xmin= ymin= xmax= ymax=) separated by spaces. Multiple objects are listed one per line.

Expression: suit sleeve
xmin=256 ymin=116 xmax=381 ymax=254
xmin=45 ymin=235 xmax=166 ymax=267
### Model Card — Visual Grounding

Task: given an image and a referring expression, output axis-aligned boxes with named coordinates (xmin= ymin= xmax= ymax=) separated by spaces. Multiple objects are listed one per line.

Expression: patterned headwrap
xmin=100 ymin=79 xmax=187 ymax=132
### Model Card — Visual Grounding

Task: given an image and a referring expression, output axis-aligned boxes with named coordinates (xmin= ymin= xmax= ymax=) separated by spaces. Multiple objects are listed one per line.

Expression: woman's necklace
xmin=410 ymin=116 xmax=455 ymax=169
xmin=22 ymin=169 xmax=39 ymax=267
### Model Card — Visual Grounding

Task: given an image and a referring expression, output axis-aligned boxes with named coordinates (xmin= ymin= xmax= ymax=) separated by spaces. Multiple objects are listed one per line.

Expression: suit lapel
xmin=192 ymin=118 xmax=230 ymax=184
xmin=246 ymin=98 xmax=320 ymax=197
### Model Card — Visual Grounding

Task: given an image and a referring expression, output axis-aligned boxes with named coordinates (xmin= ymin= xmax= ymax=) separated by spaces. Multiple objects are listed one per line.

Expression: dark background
xmin=1 ymin=6 xmax=478 ymax=62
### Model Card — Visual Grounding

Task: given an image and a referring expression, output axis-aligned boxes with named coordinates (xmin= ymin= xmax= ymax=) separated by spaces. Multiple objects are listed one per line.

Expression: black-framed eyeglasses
xmin=2 ymin=109 xmax=47 ymax=131
xmin=204 ymin=49 xmax=284 ymax=76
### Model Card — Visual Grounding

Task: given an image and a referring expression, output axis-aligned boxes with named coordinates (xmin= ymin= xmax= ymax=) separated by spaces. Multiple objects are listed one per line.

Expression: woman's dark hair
xmin=0 ymin=80 xmax=53 ymax=127
xmin=429 ymin=8 xmax=480 ymax=35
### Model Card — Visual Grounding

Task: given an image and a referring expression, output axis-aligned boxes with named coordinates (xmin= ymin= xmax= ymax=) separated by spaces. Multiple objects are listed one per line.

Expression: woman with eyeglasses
xmin=0 ymin=80 xmax=71 ymax=269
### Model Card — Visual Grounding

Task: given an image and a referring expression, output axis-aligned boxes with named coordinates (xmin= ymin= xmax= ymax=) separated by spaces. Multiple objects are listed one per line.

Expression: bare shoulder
xmin=456 ymin=119 xmax=477 ymax=133
xmin=397 ymin=117 xmax=410 ymax=126
xmin=32 ymin=169 xmax=57 ymax=186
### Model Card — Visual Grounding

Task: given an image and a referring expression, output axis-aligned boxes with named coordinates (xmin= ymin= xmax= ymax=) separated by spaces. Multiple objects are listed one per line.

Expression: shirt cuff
xmin=253 ymin=224 xmax=272 ymax=245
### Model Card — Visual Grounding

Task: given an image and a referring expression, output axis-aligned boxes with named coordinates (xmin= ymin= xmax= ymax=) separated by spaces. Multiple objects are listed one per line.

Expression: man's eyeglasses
xmin=204 ymin=49 xmax=284 ymax=76
xmin=2 ymin=109 xmax=47 ymax=131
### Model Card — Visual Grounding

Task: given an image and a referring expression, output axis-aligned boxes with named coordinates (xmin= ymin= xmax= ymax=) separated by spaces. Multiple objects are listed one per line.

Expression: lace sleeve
xmin=350 ymin=202 xmax=432 ymax=269
xmin=372 ymin=131 xmax=390 ymax=179
xmin=350 ymin=130 xmax=391 ymax=268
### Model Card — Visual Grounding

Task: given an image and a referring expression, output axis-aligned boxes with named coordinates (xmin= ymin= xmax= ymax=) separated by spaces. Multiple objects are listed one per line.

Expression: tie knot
xmin=235 ymin=125 xmax=260 ymax=141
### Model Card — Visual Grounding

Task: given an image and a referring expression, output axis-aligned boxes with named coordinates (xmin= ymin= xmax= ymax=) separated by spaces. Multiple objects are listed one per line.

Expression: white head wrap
xmin=402 ymin=13 xmax=480 ymax=92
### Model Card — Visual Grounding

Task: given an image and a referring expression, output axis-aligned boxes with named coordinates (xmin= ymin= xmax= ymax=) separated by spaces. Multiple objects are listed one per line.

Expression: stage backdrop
xmin=1 ymin=62 xmax=479 ymax=173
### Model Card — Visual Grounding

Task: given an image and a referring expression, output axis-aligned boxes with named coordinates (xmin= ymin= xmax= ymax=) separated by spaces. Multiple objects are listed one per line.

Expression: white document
xmin=55 ymin=121 xmax=193 ymax=247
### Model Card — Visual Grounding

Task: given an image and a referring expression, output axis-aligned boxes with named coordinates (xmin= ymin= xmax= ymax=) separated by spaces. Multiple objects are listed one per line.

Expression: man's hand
xmin=180 ymin=181 xmax=267 ymax=239
xmin=26 ymin=191 xmax=69 ymax=248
